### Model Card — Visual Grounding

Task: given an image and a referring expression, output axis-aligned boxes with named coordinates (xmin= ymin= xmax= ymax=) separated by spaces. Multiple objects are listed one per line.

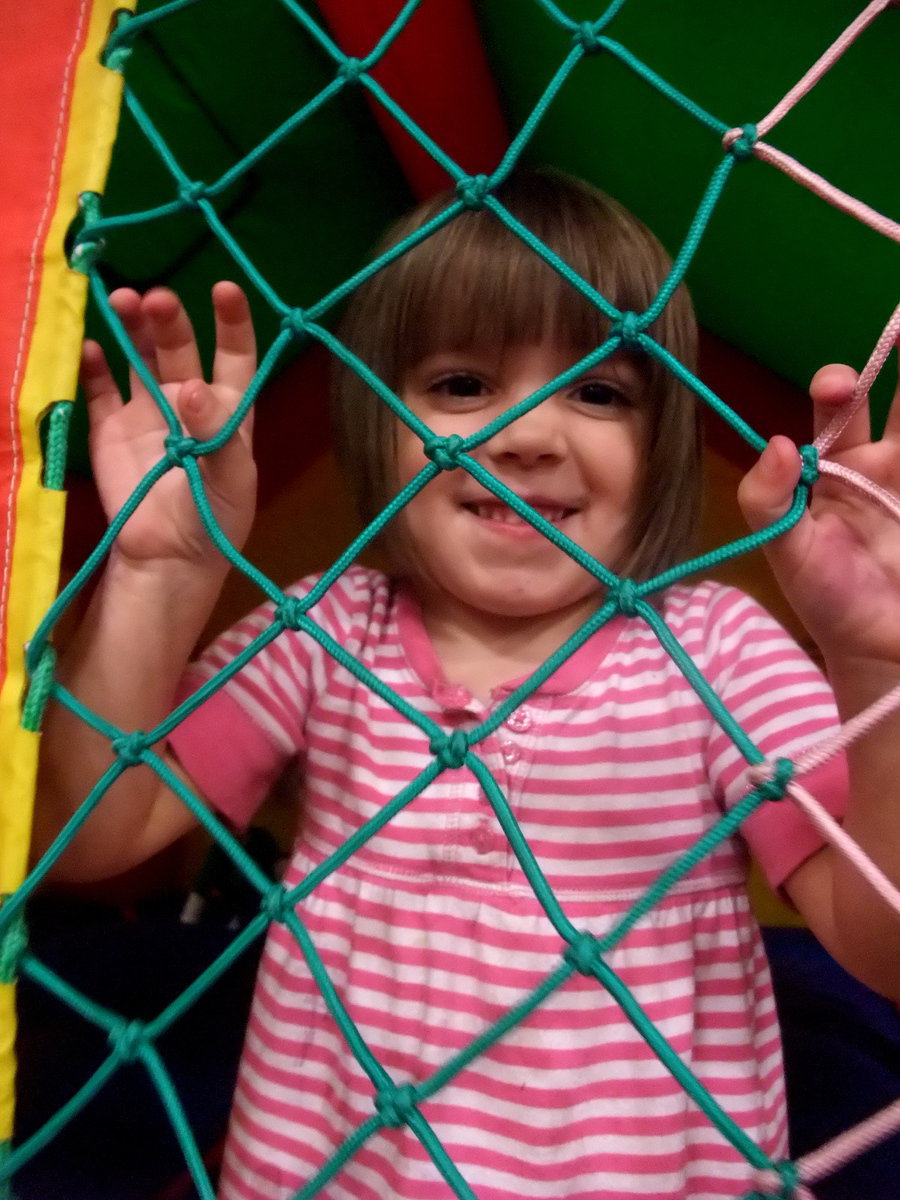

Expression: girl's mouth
xmin=462 ymin=501 xmax=576 ymax=527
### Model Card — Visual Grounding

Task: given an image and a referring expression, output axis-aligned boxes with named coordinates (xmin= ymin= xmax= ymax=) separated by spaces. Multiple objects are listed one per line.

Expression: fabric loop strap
xmin=0 ymin=906 xmax=27 ymax=984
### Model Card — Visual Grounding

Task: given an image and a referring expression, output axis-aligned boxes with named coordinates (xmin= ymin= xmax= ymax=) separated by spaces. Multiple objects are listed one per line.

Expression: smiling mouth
xmin=462 ymin=501 xmax=577 ymax=526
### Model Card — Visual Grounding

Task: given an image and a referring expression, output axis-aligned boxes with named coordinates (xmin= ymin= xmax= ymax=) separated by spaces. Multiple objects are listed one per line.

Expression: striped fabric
xmin=170 ymin=567 xmax=846 ymax=1200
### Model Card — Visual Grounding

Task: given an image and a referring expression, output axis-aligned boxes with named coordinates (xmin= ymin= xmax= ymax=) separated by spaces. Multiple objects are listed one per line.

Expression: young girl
xmin=35 ymin=169 xmax=900 ymax=1200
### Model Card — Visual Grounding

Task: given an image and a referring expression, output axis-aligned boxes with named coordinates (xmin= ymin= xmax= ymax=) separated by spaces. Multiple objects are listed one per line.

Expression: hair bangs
xmin=383 ymin=192 xmax=672 ymax=380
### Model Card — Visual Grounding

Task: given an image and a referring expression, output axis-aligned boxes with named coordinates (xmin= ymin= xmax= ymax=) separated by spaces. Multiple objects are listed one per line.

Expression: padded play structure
xmin=2 ymin=1 xmax=900 ymax=1197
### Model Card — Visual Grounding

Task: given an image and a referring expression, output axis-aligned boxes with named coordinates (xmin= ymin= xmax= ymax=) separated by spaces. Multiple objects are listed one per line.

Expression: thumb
xmin=175 ymin=378 xmax=256 ymax=511
xmin=737 ymin=436 xmax=803 ymax=533
xmin=177 ymin=378 xmax=231 ymax=443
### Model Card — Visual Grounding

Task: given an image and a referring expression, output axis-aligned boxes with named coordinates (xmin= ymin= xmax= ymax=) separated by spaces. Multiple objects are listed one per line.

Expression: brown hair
xmin=331 ymin=167 xmax=700 ymax=583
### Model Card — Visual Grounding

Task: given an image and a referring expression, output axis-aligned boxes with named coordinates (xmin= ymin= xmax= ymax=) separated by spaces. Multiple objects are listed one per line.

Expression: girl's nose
xmin=483 ymin=395 xmax=566 ymax=467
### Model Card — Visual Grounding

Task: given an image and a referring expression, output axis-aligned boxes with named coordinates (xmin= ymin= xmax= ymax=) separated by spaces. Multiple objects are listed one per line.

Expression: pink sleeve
xmin=701 ymin=587 xmax=849 ymax=893
xmin=169 ymin=678 xmax=291 ymax=831
xmin=166 ymin=568 xmax=381 ymax=830
xmin=166 ymin=577 xmax=320 ymax=830
xmin=739 ymin=756 xmax=848 ymax=893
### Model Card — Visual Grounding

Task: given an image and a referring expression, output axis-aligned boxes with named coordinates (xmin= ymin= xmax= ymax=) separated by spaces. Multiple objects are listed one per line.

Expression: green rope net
xmin=3 ymin=2 xmax=897 ymax=1198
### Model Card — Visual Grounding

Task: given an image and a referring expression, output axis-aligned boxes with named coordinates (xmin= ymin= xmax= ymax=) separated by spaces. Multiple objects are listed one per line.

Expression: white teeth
xmin=472 ymin=503 xmax=568 ymax=525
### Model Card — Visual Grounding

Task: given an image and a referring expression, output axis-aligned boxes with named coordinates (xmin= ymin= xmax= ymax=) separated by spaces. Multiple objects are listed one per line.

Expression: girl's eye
xmin=574 ymin=380 xmax=630 ymax=408
xmin=431 ymin=373 xmax=486 ymax=398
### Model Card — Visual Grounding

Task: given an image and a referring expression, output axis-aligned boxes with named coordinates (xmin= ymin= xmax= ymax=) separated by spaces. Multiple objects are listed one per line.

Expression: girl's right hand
xmin=81 ymin=281 xmax=258 ymax=572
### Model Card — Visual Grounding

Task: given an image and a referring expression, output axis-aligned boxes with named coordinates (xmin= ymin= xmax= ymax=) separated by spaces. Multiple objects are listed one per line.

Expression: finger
xmin=211 ymin=281 xmax=257 ymax=398
xmin=810 ymin=362 xmax=869 ymax=451
xmin=80 ymin=339 xmax=122 ymax=425
xmin=108 ymin=288 xmax=160 ymax=395
xmin=737 ymin=435 xmax=802 ymax=533
xmin=142 ymin=287 xmax=204 ymax=385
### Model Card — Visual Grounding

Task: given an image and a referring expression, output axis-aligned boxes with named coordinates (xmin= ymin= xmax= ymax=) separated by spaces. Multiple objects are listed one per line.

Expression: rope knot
xmin=799 ymin=443 xmax=819 ymax=487
xmin=109 ymin=1019 xmax=147 ymax=1063
xmin=429 ymin=730 xmax=469 ymax=770
xmin=751 ymin=1160 xmax=801 ymax=1198
xmin=338 ymin=56 xmax=364 ymax=83
xmin=164 ymin=433 xmax=199 ymax=465
xmin=564 ymin=930 xmax=600 ymax=976
xmin=423 ymin=433 xmax=465 ymax=471
xmin=277 ymin=595 xmax=307 ymax=631
xmin=111 ymin=731 xmax=149 ymax=768
xmin=178 ymin=180 xmax=208 ymax=207
xmin=751 ymin=757 xmax=795 ymax=803
xmin=456 ymin=173 xmax=491 ymax=210
xmin=611 ymin=311 xmax=642 ymax=347
xmin=280 ymin=308 xmax=308 ymax=339
xmin=0 ymin=906 xmax=28 ymax=984
xmin=374 ymin=1082 xmax=418 ymax=1128
xmin=613 ymin=579 xmax=639 ymax=617
xmin=262 ymin=883 xmax=293 ymax=924
xmin=573 ymin=21 xmax=603 ymax=53
xmin=724 ymin=123 xmax=758 ymax=162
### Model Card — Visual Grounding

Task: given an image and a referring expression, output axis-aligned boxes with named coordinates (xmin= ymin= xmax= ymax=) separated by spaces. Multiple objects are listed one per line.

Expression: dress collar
xmin=394 ymin=583 xmax=628 ymax=706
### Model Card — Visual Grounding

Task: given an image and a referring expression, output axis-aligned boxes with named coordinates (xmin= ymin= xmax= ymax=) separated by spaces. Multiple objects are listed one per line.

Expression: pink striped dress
xmin=170 ymin=567 xmax=847 ymax=1200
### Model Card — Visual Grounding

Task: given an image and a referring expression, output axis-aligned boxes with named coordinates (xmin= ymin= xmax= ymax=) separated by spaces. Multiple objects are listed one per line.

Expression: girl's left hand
xmin=738 ymin=356 xmax=900 ymax=670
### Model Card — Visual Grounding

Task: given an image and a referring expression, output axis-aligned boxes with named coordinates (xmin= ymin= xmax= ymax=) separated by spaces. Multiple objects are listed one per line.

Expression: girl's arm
xmin=738 ymin=356 xmax=900 ymax=997
xmin=32 ymin=284 xmax=257 ymax=881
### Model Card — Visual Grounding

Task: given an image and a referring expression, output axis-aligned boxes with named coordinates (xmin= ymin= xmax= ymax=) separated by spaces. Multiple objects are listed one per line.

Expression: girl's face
xmin=394 ymin=342 xmax=648 ymax=630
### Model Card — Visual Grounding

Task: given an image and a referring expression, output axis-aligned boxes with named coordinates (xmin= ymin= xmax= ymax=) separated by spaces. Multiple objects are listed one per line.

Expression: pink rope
xmin=792 ymin=681 xmax=900 ymax=776
xmin=750 ymin=1099 xmax=900 ymax=1194
xmin=815 ymin=301 xmax=900 ymax=455
xmin=817 ymin=459 xmax=900 ymax=523
xmin=721 ymin=1 xmax=900 ymax=246
xmin=798 ymin=1098 xmax=900 ymax=1185
xmin=747 ymin=765 xmax=900 ymax=919
xmin=723 ymin=9 xmax=900 ymax=1196
xmin=789 ymin=780 xmax=900 ymax=917
xmin=755 ymin=0 xmax=893 ymax=138
xmin=722 ymin=137 xmax=900 ymax=244
xmin=749 ymin=1166 xmax=815 ymax=1200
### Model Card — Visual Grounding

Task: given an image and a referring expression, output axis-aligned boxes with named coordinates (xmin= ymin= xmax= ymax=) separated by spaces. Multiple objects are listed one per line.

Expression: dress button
xmin=500 ymin=741 xmax=520 ymax=764
xmin=471 ymin=822 xmax=495 ymax=854
xmin=505 ymin=708 xmax=532 ymax=733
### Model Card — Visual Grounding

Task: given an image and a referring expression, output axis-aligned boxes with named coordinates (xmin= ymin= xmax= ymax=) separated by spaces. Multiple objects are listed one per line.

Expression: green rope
xmin=9 ymin=2 xmax=873 ymax=1196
